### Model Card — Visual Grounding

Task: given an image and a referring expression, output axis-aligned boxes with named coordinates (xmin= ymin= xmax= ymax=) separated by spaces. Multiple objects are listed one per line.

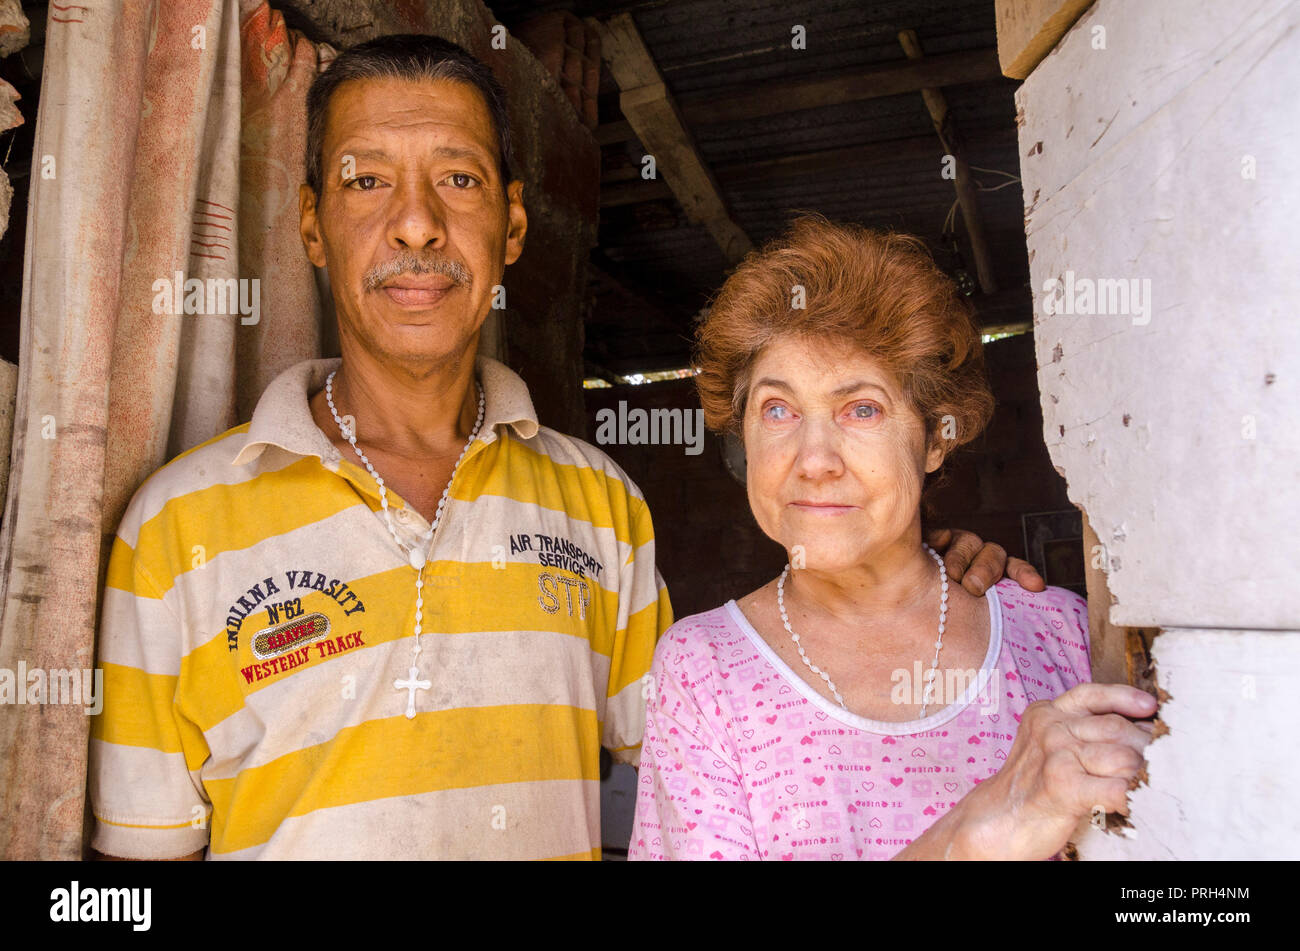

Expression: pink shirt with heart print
xmin=628 ymin=579 xmax=1090 ymax=860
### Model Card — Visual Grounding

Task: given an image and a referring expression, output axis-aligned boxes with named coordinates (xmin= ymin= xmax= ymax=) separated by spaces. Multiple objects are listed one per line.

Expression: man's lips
xmin=381 ymin=277 xmax=456 ymax=307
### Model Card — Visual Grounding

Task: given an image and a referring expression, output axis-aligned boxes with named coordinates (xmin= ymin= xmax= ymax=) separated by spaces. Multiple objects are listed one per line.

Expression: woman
xmin=628 ymin=214 xmax=1155 ymax=860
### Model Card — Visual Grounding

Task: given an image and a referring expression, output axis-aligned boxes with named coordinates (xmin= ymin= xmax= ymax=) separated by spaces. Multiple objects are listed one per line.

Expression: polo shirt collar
xmin=231 ymin=354 xmax=540 ymax=469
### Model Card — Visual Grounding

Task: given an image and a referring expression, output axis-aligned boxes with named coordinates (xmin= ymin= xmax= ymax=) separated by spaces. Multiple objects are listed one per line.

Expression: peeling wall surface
xmin=1080 ymin=629 xmax=1298 ymax=859
xmin=1018 ymin=0 xmax=1300 ymax=858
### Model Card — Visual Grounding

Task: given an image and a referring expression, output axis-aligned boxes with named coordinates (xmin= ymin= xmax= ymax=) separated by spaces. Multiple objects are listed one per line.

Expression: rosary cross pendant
xmin=395 ymin=666 xmax=431 ymax=719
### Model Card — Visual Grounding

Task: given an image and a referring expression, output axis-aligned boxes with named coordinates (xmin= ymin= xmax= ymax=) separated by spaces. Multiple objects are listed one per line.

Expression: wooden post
xmin=898 ymin=29 xmax=998 ymax=295
xmin=995 ymin=0 xmax=1096 ymax=79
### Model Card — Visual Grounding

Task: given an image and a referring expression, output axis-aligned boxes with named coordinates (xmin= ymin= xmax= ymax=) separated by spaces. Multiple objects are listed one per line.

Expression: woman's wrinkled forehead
xmin=740 ymin=335 xmax=908 ymax=406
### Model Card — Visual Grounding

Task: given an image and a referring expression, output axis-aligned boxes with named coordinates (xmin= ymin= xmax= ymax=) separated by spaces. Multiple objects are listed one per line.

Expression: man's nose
xmin=387 ymin=178 xmax=448 ymax=250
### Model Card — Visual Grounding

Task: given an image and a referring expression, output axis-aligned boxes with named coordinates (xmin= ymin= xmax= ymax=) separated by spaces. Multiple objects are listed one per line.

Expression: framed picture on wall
xmin=1021 ymin=509 xmax=1085 ymax=598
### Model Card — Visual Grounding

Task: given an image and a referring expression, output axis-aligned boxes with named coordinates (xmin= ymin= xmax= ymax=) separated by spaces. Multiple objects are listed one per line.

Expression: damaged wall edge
xmin=1075 ymin=628 xmax=1297 ymax=859
xmin=1017 ymin=0 xmax=1300 ymax=858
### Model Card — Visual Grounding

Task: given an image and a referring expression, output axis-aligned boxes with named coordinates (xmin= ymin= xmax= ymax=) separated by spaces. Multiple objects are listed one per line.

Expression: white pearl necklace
xmin=325 ymin=369 xmax=485 ymax=719
xmin=777 ymin=543 xmax=950 ymax=719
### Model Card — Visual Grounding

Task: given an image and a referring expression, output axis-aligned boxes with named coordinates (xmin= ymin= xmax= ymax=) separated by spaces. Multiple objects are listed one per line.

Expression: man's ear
xmin=504 ymin=180 xmax=527 ymax=266
xmin=299 ymin=183 xmax=327 ymax=269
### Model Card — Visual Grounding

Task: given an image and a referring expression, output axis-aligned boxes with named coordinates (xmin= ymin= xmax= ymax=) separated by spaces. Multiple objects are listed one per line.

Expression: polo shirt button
xmin=397 ymin=509 xmax=409 ymax=522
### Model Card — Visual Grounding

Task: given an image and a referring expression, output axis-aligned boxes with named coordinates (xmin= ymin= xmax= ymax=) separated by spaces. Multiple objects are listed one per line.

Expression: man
xmin=89 ymin=35 xmax=1038 ymax=860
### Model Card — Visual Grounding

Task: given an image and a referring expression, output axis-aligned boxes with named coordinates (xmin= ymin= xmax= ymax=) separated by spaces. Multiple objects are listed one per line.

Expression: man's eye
xmin=446 ymin=173 xmax=478 ymax=189
xmin=346 ymin=176 xmax=381 ymax=190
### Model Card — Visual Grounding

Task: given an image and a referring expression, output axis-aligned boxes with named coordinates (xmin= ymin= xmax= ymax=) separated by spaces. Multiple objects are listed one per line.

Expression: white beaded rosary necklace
xmin=325 ymin=369 xmax=485 ymax=719
xmin=776 ymin=542 xmax=950 ymax=719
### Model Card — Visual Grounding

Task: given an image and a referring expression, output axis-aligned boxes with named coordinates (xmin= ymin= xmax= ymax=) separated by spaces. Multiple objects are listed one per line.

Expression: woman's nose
xmin=793 ymin=419 xmax=845 ymax=479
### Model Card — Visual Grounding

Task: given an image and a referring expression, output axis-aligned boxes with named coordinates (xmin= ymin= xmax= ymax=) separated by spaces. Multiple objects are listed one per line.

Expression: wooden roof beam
xmin=591 ymin=13 xmax=753 ymax=264
xmin=595 ymin=48 xmax=1003 ymax=145
xmin=601 ymin=128 xmax=1019 ymax=208
xmin=602 ymin=127 xmax=1018 ymax=187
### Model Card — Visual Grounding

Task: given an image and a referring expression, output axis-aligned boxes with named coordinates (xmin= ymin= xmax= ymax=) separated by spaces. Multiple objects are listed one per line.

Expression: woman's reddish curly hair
xmin=693 ymin=212 xmax=995 ymax=456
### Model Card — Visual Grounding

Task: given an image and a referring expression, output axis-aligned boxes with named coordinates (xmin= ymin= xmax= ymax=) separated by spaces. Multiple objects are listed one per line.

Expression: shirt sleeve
xmin=628 ymin=625 xmax=759 ymax=860
xmin=89 ymin=520 xmax=212 ymax=859
xmin=601 ymin=489 xmax=674 ymax=766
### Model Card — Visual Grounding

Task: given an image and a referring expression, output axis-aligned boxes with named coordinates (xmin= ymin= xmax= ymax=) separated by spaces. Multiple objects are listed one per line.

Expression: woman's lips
xmin=788 ymin=501 xmax=857 ymax=514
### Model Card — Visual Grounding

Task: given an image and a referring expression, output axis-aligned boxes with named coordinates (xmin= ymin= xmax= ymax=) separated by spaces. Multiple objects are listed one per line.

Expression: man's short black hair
xmin=304 ymin=34 xmax=514 ymax=195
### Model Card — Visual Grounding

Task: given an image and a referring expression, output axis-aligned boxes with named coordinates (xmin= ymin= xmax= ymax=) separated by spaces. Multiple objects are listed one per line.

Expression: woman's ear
xmin=924 ymin=430 xmax=947 ymax=474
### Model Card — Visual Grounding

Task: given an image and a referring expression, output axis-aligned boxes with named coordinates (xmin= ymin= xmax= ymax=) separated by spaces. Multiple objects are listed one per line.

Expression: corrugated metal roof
xmin=492 ymin=0 xmax=1031 ymax=372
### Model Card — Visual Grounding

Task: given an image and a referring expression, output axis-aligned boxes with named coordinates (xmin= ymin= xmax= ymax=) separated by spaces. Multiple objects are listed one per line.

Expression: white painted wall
xmin=1016 ymin=0 xmax=1300 ymax=858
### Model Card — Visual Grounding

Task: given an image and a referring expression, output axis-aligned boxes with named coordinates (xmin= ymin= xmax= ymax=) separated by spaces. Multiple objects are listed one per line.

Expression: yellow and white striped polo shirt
xmin=89 ymin=355 xmax=672 ymax=860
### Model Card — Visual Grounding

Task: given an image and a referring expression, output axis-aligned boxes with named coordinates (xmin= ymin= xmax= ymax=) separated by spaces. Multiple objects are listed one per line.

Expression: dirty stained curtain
xmin=0 ymin=0 xmax=334 ymax=858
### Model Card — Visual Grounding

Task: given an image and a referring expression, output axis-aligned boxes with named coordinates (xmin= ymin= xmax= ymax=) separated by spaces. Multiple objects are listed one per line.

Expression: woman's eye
xmin=848 ymin=403 xmax=881 ymax=420
xmin=762 ymin=403 xmax=792 ymax=422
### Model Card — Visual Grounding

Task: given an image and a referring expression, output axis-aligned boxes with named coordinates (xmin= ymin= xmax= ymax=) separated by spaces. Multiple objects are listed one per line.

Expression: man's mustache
xmin=364 ymin=252 xmax=471 ymax=291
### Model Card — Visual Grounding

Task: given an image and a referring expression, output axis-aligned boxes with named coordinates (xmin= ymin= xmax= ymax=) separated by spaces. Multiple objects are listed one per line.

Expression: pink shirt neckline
xmin=721 ymin=585 xmax=1005 ymax=737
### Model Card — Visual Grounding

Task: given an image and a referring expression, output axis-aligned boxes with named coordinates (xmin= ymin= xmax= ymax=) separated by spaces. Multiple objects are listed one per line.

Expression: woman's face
xmin=742 ymin=335 xmax=945 ymax=572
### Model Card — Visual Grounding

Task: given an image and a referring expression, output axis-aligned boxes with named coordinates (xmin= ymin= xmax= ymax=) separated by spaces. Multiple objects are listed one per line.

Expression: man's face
xmin=299 ymin=76 xmax=526 ymax=374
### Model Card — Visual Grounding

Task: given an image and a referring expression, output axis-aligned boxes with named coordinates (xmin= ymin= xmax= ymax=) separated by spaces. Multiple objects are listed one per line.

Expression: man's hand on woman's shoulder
xmin=926 ymin=527 xmax=1046 ymax=596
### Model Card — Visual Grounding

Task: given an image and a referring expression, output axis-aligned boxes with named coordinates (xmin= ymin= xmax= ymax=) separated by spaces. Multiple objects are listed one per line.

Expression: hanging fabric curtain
xmin=0 ymin=0 xmax=332 ymax=859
